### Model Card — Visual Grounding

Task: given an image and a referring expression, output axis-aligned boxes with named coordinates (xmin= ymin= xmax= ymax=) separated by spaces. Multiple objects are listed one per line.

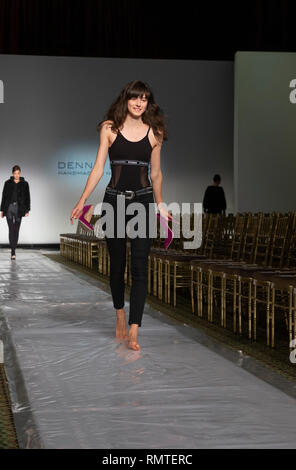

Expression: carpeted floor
xmin=0 ymin=364 xmax=18 ymax=448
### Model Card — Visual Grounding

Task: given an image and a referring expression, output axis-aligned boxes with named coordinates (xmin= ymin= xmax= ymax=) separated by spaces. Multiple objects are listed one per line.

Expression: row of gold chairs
xmin=60 ymin=233 xmax=99 ymax=269
xmin=190 ymin=259 xmax=296 ymax=350
xmin=146 ymin=211 xmax=296 ymax=352
xmin=61 ymin=211 xmax=296 ymax=301
xmin=187 ymin=212 xmax=296 ymax=351
xmin=153 ymin=210 xmax=296 ymax=267
xmin=148 ymin=211 xmax=296 ymax=308
xmin=60 ymin=211 xmax=296 ymax=353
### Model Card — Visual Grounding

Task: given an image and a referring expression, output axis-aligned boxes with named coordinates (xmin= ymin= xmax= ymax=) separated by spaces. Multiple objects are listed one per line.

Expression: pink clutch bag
xmin=79 ymin=204 xmax=94 ymax=231
xmin=157 ymin=212 xmax=180 ymax=249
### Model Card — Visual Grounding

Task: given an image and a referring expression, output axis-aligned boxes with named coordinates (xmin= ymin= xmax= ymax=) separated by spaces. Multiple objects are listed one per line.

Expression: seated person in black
xmin=203 ymin=174 xmax=227 ymax=215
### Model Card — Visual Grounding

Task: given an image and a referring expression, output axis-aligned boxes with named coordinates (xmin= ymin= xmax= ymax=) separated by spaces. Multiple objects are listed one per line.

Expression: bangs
xmin=127 ymin=82 xmax=151 ymax=100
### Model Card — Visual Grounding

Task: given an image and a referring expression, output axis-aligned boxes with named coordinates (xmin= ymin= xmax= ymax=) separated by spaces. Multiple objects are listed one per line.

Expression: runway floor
xmin=1 ymin=249 xmax=296 ymax=449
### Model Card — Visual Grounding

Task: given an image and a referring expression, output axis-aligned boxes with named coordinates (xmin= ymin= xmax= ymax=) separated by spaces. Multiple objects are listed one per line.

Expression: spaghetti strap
xmin=146 ymin=126 xmax=150 ymax=136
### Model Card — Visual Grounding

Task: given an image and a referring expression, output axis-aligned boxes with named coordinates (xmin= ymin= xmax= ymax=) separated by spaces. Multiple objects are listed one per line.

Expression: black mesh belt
xmin=110 ymin=160 xmax=149 ymax=166
xmin=105 ymin=185 xmax=153 ymax=200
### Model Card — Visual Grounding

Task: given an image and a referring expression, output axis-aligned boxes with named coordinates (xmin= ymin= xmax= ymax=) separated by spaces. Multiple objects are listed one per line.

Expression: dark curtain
xmin=0 ymin=0 xmax=295 ymax=60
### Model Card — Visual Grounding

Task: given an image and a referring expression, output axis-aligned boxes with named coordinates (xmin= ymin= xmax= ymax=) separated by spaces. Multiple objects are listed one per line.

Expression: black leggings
xmin=6 ymin=203 xmax=22 ymax=255
xmin=101 ymin=192 xmax=155 ymax=327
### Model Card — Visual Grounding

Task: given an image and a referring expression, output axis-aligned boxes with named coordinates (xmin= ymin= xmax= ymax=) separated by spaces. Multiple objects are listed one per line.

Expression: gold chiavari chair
xmin=220 ymin=212 xmax=236 ymax=259
xmin=191 ymin=259 xmax=248 ymax=324
xmin=65 ymin=233 xmax=75 ymax=261
xmin=147 ymin=210 xmax=180 ymax=300
xmin=147 ymin=211 xmax=167 ymax=296
xmin=97 ymin=239 xmax=109 ymax=275
xmin=240 ymin=212 xmax=261 ymax=263
xmin=200 ymin=214 xmax=221 ymax=258
xmin=229 ymin=213 xmax=248 ymax=261
xmin=211 ymin=214 xmax=229 ymax=259
xmin=190 ymin=212 xmax=273 ymax=333
xmin=148 ymin=211 xmax=206 ymax=301
xmin=252 ymin=212 xmax=276 ymax=266
xmin=190 ymin=213 xmax=248 ymax=320
xmin=208 ymin=262 xmax=255 ymax=331
xmin=60 ymin=233 xmax=70 ymax=258
xmin=268 ymin=212 xmax=292 ymax=268
xmin=251 ymin=270 xmax=296 ymax=349
xmin=223 ymin=265 xmax=278 ymax=339
xmin=155 ymin=211 xmax=206 ymax=306
xmin=83 ymin=236 xmax=99 ymax=269
xmin=285 ymin=212 xmax=296 ymax=269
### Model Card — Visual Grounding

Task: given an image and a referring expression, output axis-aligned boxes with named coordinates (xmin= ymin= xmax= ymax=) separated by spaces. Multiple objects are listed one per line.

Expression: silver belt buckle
xmin=125 ymin=190 xmax=134 ymax=199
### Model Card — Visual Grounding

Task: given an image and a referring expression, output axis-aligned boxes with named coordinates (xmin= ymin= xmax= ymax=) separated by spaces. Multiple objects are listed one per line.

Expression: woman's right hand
xmin=70 ymin=200 xmax=85 ymax=225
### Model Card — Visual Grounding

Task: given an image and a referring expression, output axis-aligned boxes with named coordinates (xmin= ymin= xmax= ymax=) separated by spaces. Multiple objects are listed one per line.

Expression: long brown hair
xmin=97 ymin=80 xmax=168 ymax=142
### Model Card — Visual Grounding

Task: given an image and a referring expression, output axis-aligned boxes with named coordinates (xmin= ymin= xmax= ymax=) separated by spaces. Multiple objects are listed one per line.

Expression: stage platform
xmin=1 ymin=249 xmax=296 ymax=449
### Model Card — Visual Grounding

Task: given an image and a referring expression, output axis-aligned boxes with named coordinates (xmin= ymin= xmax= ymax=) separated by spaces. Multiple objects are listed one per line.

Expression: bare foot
xmin=128 ymin=324 xmax=141 ymax=351
xmin=115 ymin=309 xmax=128 ymax=340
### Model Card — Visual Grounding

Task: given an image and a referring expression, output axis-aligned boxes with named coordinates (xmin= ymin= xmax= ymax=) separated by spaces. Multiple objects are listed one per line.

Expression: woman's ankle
xmin=116 ymin=312 xmax=126 ymax=320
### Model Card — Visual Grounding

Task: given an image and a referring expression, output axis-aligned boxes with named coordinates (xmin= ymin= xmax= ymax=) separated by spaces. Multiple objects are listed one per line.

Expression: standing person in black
xmin=0 ymin=165 xmax=31 ymax=259
xmin=71 ymin=80 xmax=169 ymax=351
xmin=202 ymin=174 xmax=227 ymax=215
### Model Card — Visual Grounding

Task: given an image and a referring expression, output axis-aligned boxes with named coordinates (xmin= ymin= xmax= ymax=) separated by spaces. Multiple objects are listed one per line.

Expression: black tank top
xmin=108 ymin=126 xmax=153 ymax=191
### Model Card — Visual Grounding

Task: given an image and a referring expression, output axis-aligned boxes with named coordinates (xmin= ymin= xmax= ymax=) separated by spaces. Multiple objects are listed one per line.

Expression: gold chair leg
xmin=148 ymin=256 xmax=151 ymax=295
xmin=164 ymin=260 xmax=167 ymax=303
xmin=190 ymin=267 xmax=194 ymax=313
xmin=173 ymin=263 xmax=177 ymax=307
xmin=208 ymin=270 xmax=213 ymax=322
xmin=248 ymin=278 xmax=252 ymax=340
xmin=233 ymin=276 xmax=237 ymax=333
xmin=293 ymin=289 xmax=296 ymax=350
xmin=158 ymin=259 xmax=163 ymax=301
xmin=198 ymin=269 xmax=202 ymax=318
xmin=168 ymin=262 xmax=171 ymax=305
xmin=153 ymin=257 xmax=157 ymax=297
xmin=238 ymin=278 xmax=242 ymax=335
xmin=271 ymin=286 xmax=275 ymax=348
xmin=253 ymin=280 xmax=257 ymax=341
xmin=289 ymin=285 xmax=293 ymax=348
xmin=266 ymin=282 xmax=271 ymax=347
xmin=221 ymin=274 xmax=226 ymax=327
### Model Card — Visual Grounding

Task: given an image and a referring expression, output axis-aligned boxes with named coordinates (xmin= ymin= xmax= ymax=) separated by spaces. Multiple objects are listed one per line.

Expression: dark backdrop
xmin=0 ymin=0 xmax=295 ymax=60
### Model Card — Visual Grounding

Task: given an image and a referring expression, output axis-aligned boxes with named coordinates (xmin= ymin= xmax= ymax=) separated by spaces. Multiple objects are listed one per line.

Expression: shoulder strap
xmin=146 ymin=126 xmax=150 ymax=136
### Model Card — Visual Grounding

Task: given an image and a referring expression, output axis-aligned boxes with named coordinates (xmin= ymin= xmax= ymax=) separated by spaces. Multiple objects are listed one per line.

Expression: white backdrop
xmin=234 ymin=51 xmax=296 ymax=212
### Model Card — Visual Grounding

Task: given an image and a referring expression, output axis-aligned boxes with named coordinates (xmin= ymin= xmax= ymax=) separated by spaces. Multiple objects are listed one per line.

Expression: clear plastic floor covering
xmin=0 ymin=249 xmax=296 ymax=449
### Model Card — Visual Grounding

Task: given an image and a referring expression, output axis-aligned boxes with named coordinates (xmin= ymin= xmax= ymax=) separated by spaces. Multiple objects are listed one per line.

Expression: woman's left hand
xmin=157 ymin=203 xmax=173 ymax=222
